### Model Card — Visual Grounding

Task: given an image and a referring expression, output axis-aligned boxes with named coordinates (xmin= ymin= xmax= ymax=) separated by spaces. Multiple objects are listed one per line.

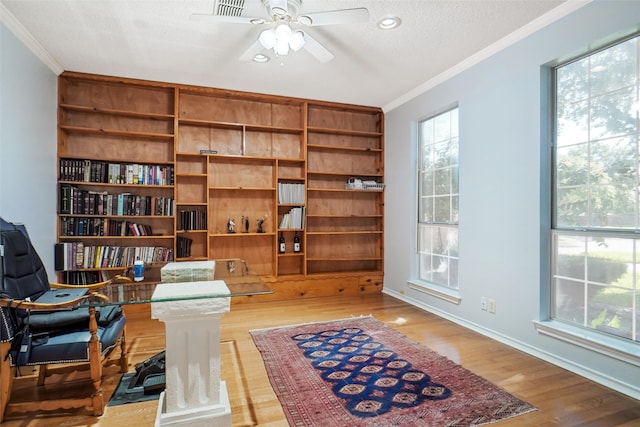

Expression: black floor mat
xmin=107 ymin=372 xmax=162 ymax=407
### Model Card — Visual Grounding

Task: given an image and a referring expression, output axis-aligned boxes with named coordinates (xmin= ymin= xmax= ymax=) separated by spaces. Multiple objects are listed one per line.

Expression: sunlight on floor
xmin=390 ymin=316 xmax=408 ymax=325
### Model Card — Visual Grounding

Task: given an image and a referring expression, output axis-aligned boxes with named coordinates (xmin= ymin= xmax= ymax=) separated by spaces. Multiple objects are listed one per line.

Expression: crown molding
xmin=1 ymin=3 xmax=64 ymax=75
xmin=382 ymin=0 xmax=593 ymax=113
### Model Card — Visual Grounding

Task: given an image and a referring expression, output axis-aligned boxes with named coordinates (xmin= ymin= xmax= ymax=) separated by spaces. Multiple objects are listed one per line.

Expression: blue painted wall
xmin=384 ymin=0 xmax=640 ymax=398
xmin=1 ymin=23 xmax=58 ymax=280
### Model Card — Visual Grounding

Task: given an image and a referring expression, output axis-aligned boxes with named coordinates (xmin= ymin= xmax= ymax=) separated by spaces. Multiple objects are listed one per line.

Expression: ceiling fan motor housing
xmin=262 ymin=0 xmax=302 ymax=20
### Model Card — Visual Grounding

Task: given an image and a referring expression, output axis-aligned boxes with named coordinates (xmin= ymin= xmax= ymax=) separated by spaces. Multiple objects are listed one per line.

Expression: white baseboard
xmin=382 ymin=288 xmax=640 ymax=400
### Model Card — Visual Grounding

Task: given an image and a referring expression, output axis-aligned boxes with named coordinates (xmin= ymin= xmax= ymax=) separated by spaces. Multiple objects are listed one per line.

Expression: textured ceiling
xmin=1 ymin=0 xmax=575 ymax=110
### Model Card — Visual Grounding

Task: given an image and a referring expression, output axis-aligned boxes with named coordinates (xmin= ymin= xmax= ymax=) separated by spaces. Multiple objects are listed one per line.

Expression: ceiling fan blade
xmin=239 ymin=39 xmax=265 ymax=61
xmin=302 ymin=32 xmax=334 ymax=63
xmin=191 ymin=13 xmax=262 ymax=25
xmin=268 ymin=0 xmax=289 ymax=17
xmin=299 ymin=8 xmax=369 ymax=26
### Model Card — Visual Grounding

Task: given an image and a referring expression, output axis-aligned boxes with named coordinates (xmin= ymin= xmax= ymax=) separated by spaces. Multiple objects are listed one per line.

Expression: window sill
xmin=407 ymin=280 xmax=461 ymax=305
xmin=533 ymin=320 xmax=640 ymax=367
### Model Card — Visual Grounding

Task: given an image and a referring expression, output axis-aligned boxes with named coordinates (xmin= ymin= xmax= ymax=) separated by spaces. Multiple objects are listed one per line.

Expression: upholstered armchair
xmin=0 ymin=218 xmax=128 ymax=422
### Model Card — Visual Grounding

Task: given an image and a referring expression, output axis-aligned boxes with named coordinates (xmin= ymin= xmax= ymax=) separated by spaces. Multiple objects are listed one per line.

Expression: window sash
xmin=418 ymin=107 xmax=459 ymax=288
xmin=552 ymin=34 xmax=640 ymax=343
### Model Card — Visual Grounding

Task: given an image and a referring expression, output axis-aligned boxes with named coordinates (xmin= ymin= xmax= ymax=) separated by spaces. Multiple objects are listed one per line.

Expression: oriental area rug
xmin=250 ymin=316 xmax=536 ymax=426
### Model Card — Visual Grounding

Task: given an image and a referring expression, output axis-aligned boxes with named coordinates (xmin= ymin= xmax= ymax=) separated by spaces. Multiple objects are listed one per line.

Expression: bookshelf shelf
xmin=209 ymin=233 xmax=276 ymax=237
xmin=307 ymin=127 xmax=383 ymax=137
xmin=58 ymin=235 xmax=174 ymax=240
xmin=307 ymin=143 xmax=383 ymax=152
xmin=60 ymin=125 xmax=174 ymax=139
xmin=306 ymin=231 xmax=383 ymax=235
xmin=208 ymin=187 xmax=276 ymax=191
xmin=307 ymin=214 xmax=383 ymax=218
xmin=59 ymin=214 xmax=174 ymax=218
xmin=59 ymin=182 xmax=174 ymax=189
xmin=307 ymin=171 xmax=384 ymax=178
xmin=307 ymin=188 xmax=383 ymax=193
xmin=176 ymin=173 xmax=207 ymax=178
xmin=307 ymin=256 xmax=384 ymax=261
xmin=179 ymin=117 xmax=303 ymax=134
xmin=60 ymin=103 xmax=175 ymax=120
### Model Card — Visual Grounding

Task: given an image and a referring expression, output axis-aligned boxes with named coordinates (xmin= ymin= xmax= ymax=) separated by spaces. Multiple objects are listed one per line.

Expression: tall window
xmin=417 ymin=107 xmax=459 ymax=289
xmin=553 ymin=34 xmax=639 ymax=342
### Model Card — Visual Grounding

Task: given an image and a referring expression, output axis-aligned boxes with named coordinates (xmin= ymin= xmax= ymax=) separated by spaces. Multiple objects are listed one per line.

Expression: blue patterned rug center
xmin=292 ymin=326 xmax=452 ymax=418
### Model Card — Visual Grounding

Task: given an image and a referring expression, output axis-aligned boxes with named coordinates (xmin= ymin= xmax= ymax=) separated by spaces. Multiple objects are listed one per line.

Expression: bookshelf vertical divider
xmin=57 ymin=72 xmax=384 ymax=298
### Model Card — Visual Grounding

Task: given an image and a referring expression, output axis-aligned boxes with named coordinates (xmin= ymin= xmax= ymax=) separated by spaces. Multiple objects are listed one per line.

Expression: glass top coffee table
xmin=98 ymin=258 xmax=272 ymax=305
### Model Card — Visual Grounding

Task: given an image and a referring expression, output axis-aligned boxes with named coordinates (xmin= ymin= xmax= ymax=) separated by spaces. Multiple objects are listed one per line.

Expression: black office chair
xmin=0 ymin=217 xmax=128 ymax=422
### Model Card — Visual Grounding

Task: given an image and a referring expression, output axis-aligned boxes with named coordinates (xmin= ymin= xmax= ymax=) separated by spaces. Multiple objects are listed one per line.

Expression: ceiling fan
xmin=192 ymin=0 xmax=369 ymax=62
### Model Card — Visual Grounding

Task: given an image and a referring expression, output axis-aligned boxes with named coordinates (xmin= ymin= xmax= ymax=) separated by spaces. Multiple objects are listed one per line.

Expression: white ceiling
xmin=1 ymin=0 xmax=578 ymax=110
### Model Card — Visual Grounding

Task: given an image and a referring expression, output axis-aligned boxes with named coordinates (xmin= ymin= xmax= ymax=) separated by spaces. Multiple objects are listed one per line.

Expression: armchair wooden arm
xmin=0 ymin=295 xmax=92 ymax=310
xmin=50 ymin=279 xmax=112 ymax=292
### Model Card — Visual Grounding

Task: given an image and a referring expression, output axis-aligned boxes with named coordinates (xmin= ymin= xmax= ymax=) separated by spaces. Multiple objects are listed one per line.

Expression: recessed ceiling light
xmin=253 ymin=53 xmax=270 ymax=63
xmin=377 ymin=16 xmax=401 ymax=30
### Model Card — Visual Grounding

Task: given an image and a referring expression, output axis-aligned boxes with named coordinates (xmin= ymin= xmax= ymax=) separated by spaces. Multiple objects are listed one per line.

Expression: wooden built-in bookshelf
xmin=56 ymin=72 xmax=384 ymax=299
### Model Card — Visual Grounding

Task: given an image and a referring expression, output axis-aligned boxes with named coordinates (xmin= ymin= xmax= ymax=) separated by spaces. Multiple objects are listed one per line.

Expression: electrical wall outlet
xmin=488 ymin=298 xmax=496 ymax=314
xmin=480 ymin=296 xmax=488 ymax=311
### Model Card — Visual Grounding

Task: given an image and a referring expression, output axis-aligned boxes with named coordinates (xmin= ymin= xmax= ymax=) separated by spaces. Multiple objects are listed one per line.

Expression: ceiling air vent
xmin=215 ymin=0 xmax=245 ymax=17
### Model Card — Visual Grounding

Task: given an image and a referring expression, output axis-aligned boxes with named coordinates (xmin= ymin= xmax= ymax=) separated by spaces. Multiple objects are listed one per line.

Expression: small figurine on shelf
xmin=257 ymin=217 xmax=265 ymax=233
xmin=243 ymin=216 xmax=250 ymax=233
xmin=227 ymin=218 xmax=236 ymax=234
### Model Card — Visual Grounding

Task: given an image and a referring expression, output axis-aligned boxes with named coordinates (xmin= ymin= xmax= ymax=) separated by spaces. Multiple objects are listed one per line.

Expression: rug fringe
xmin=475 ymin=406 xmax=539 ymax=426
xmin=248 ymin=314 xmax=374 ymax=334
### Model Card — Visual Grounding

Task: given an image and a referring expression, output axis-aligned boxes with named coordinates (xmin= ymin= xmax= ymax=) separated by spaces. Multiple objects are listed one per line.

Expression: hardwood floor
xmin=2 ymin=293 xmax=639 ymax=426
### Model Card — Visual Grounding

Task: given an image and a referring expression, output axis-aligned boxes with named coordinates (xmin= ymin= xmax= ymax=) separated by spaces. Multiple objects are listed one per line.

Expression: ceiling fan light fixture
xmin=377 ymin=16 xmax=401 ymax=30
xmin=259 ymin=23 xmax=304 ymax=57
xmin=259 ymin=28 xmax=277 ymax=49
xmin=274 ymin=38 xmax=290 ymax=56
xmin=289 ymin=30 xmax=305 ymax=51
xmin=275 ymin=23 xmax=292 ymax=40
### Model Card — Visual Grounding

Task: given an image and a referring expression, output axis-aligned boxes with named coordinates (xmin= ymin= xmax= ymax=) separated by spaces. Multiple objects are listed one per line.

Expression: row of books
xmin=279 ymin=207 xmax=305 ymax=229
xmin=176 ymin=236 xmax=193 ymax=258
xmin=178 ymin=210 xmax=207 ymax=231
xmin=54 ymin=242 xmax=173 ymax=271
xmin=59 ymin=270 xmax=111 ymax=285
xmin=59 ymin=159 xmax=174 ymax=186
xmin=278 ymin=183 xmax=305 ymax=204
xmin=60 ymin=217 xmax=155 ymax=237
xmin=59 ymin=184 xmax=174 ymax=216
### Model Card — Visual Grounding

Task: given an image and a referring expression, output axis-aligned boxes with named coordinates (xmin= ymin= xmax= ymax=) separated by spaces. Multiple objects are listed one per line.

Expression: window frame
xmin=549 ymin=32 xmax=640 ymax=345
xmin=414 ymin=106 xmax=460 ymax=295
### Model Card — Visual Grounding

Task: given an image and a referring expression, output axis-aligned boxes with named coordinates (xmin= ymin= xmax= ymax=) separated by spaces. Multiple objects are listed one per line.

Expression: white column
xmin=151 ymin=280 xmax=231 ymax=427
